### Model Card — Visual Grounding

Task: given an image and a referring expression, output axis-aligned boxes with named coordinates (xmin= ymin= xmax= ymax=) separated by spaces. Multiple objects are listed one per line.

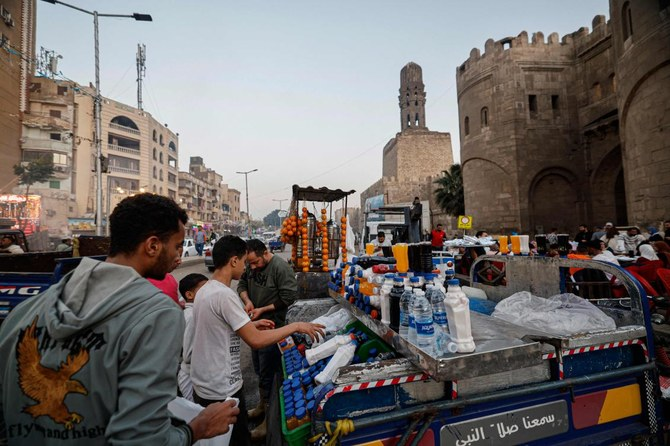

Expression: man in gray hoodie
xmin=0 ymin=193 xmax=238 ymax=445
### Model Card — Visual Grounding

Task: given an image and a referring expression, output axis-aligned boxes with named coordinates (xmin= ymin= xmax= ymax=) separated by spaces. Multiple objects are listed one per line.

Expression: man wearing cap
xmin=592 ymin=222 xmax=612 ymax=241
xmin=371 ymin=231 xmax=392 ymax=256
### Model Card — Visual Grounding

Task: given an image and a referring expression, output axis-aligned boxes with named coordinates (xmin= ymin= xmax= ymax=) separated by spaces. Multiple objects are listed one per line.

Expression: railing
xmin=108 ymin=165 xmax=140 ymax=175
xmin=109 ymin=122 xmax=140 ymax=135
xmin=107 ymin=144 xmax=140 ymax=156
xmin=21 ymin=137 xmax=71 ymax=153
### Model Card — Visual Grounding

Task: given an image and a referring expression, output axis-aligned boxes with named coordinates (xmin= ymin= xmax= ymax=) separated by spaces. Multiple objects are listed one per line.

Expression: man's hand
xmin=253 ymin=319 xmax=275 ymax=330
xmin=189 ymin=399 xmax=239 ymax=442
xmin=248 ymin=306 xmax=268 ymax=321
xmin=294 ymin=322 xmax=326 ymax=343
xmin=243 ymin=300 xmax=254 ymax=314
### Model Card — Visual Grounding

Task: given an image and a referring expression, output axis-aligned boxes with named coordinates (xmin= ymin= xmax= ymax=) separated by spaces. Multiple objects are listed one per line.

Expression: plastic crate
xmin=279 ymin=386 xmax=311 ymax=446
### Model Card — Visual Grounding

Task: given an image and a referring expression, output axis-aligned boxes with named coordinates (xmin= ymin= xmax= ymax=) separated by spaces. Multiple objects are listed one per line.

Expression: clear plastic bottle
xmin=399 ymin=285 xmax=413 ymax=338
xmin=429 ymin=285 xmax=448 ymax=331
xmin=380 ymin=273 xmax=395 ymax=326
xmin=305 ymin=334 xmax=356 ymax=365
xmin=412 ymin=290 xmax=434 ymax=354
xmin=407 ymin=277 xmax=422 ymax=344
xmin=444 ymin=279 xmax=476 ymax=353
xmin=315 ymin=341 xmax=357 ymax=385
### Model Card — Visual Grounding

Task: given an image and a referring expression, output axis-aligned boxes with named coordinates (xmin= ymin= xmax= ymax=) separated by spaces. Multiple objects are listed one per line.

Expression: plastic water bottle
xmin=399 ymin=286 xmax=413 ymax=338
xmin=444 ymin=279 xmax=476 ymax=353
xmin=305 ymin=334 xmax=356 ymax=365
xmin=429 ymin=285 xmax=448 ymax=330
xmin=314 ymin=341 xmax=357 ymax=385
xmin=412 ymin=290 xmax=434 ymax=354
xmin=380 ymin=273 xmax=395 ymax=326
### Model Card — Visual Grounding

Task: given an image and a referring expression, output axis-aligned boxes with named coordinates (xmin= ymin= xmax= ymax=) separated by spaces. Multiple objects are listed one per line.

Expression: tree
xmin=13 ymin=158 xmax=54 ymax=227
xmin=434 ymin=163 xmax=465 ymax=216
xmin=263 ymin=209 xmax=281 ymax=228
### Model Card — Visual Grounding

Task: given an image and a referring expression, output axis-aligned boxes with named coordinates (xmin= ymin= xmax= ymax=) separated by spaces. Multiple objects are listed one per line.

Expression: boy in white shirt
xmin=178 ymin=273 xmax=208 ymax=401
xmin=189 ymin=235 xmax=324 ymax=445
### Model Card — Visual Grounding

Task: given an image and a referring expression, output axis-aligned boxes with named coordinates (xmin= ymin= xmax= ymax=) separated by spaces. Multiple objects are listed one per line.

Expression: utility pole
xmin=236 ymin=169 xmax=258 ymax=239
xmin=136 ymin=43 xmax=146 ymax=110
xmin=41 ymin=0 xmax=152 ymax=236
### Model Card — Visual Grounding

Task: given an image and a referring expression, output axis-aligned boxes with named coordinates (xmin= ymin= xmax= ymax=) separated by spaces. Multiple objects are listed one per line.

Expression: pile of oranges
xmin=280 ymin=214 xmax=300 ymax=265
xmin=319 ymin=209 xmax=329 ymax=272
xmin=300 ymin=207 xmax=309 ymax=272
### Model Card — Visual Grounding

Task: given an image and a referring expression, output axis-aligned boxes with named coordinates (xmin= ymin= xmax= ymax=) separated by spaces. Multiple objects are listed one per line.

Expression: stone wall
xmin=457 ymin=1 xmax=670 ymax=233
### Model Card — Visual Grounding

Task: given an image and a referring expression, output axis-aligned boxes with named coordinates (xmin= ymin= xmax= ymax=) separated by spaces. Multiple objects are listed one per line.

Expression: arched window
xmin=159 ymin=134 xmax=164 ymax=145
xmin=159 ymin=186 xmax=163 ymax=195
xmin=152 ymin=129 xmax=157 ymax=142
xmin=159 ymin=169 xmax=163 ymax=181
xmin=415 ymin=113 xmax=420 ymax=125
xmin=480 ymin=107 xmax=489 ymax=128
xmin=159 ymin=152 xmax=163 ymax=164
xmin=609 ymin=73 xmax=616 ymax=94
xmin=622 ymin=2 xmax=633 ymax=41
xmin=153 ymin=166 xmax=157 ymax=179
xmin=152 ymin=148 xmax=157 ymax=160
xmin=110 ymin=115 xmax=139 ymax=131
xmin=464 ymin=116 xmax=470 ymax=136
xmin=592 ymin=82 xmax=602 ymax=101
xmin=153 ymin=185 xmax=157 ymax=193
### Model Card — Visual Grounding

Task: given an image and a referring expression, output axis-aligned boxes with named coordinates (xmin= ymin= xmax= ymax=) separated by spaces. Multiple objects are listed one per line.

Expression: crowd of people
xmin=0 ymin=194 xmax=324 ymax=446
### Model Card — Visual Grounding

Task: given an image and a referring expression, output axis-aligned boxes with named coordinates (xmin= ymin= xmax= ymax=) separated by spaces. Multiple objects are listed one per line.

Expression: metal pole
xmin=93 ymin=11 xmax=103 ymax=236
xmin=244 ymin=173 xmax=250 ymax=239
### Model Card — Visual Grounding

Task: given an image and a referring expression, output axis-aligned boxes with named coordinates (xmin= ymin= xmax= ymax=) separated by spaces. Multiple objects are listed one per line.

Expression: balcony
xmin=108 ymin=165 xmax=140 ymax=175
xmin=108 ymin=143 xmax=141 ymax=157
xmin=21 ymin=137 xmax=71 ymax=153
xmin=52 ymin=164 xmax=71 ymax=179
xmin=109 ymin=122 xmax=140 ymax=136
xmin=23 ymin=111 xmax=71 ymax=130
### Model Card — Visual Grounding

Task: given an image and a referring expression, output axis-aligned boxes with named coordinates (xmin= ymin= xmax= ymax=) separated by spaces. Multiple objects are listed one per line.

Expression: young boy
xmin=178 ymin=273 xmax=209 ymax=401
xmin=190 ymin=235 xmax=324 ymax=446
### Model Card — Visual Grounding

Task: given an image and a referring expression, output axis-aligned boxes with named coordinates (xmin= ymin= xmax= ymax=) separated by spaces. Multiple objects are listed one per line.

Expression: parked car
xmin=182 ymin=238 xmax=198 ymax=257
xmin=204 ymin=245 xmax=214 ymax=271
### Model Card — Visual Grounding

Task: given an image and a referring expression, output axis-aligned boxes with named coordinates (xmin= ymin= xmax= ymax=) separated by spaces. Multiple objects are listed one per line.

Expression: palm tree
xmin=434 ymin=164 xmax=464 ymax=216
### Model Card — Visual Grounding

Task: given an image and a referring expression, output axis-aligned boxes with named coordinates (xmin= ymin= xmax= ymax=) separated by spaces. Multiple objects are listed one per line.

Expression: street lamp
xmin=41 ymin=0 xmax=152 ymax=236
xmin=236 ymin=169 xmax=258 ymax=239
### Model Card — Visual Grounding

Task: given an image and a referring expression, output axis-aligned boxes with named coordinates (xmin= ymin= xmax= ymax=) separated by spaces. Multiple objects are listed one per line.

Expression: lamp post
xmin=41 ymin=0 xmax=152 ymax=236
xmin=236 ymin=169 xmax=258 ymax=239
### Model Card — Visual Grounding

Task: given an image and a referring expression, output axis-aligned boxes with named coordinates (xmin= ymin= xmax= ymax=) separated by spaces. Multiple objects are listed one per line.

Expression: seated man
xmin=371 ymin=231 xmax=391 ymax=256
xmin=0 ymin=234 xmax=24 ymax=254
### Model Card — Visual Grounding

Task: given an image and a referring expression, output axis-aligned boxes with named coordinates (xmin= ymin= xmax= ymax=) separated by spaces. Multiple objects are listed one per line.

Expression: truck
xmin=269 ymin=255 xmax=663 ymax=445
xmin=0 ymin=234 xmax=109 ymax=323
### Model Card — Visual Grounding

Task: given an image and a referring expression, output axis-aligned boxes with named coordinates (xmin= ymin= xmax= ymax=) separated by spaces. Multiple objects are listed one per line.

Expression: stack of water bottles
xmin=279 ymin=322 xmax=398 ymax=433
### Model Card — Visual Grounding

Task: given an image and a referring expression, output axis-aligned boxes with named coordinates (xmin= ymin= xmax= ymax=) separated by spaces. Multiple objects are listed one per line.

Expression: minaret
xmin=399 ymin=62 xmax=426 ymax=131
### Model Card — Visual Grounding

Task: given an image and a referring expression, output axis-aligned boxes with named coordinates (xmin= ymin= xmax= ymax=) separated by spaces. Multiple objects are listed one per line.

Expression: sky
xmin=37 ymin=0 xmax=609 ymax=219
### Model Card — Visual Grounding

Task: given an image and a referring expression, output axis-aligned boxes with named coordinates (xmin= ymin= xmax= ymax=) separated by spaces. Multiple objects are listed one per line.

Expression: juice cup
xmin=392 ymin=243 xmax=409 ymax=273
xmin=365 ymin=242 xmax=375 ymax=256
xmin=510 ymin=235 xmax=521 ymax=255
xmin=499 ymin=235 xmax=509 ymax=254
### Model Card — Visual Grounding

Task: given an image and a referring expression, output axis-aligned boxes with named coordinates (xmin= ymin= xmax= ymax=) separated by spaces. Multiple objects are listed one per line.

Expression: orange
xmin=302 ymin=267 xmax=309 ymax=272
xmin=321 ymin=209 xmax=327 ymax=214
xmin=287 ymin=231 xmax=294 ymax=237
xmin=341 ymin=217 xmax=347 ymax=223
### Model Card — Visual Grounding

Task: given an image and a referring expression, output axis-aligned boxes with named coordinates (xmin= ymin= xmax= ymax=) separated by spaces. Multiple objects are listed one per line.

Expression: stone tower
xmin=456 ymin=0 xmax=669 ymax=234
xmin=399 ymin=62 xmax=426 ymax=130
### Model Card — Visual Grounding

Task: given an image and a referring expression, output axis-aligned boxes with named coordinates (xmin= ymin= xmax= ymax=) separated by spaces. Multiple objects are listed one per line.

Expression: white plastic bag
xmin=168 ymin=397 xmax=232 ymax=446
xmin=492 ymin=292 xmax=616 ymax=336
xmin=311 ymin=307 xmax=354 ymax=336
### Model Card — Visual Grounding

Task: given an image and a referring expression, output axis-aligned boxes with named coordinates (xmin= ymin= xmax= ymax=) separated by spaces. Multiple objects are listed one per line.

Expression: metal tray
xmin=329 ymin=290 xmax=544 ymax=381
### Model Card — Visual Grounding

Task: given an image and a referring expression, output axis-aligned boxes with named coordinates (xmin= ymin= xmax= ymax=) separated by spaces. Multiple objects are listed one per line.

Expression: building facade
xmin=457 ymin=0 xmax=670 ymax=234
xmin=68 ymin=87 xmax=179 ymax=232
xmin=361 ymin=62 xmax=455 ymax=226
xmin=0 ymin=0 xmax=35 ymax=193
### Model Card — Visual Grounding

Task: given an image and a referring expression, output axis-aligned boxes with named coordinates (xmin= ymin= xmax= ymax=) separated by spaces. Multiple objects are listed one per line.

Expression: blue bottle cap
xmin=410 ymin=277 xmax=420 ymax=283
xmin=296 ymin=407 xmax=306 ymax=419
xmin=280 ymin=340 xmax=288 ymax=347
xmin=294 ymin=398 xmax=305 ymax=409
xmin=399 ymin=273 xmax=408 ymax=277
xmin=306 ymin=388 xmax=314 ymax=400
xmin=306 ymin=400 xmax=315 ymax=411
xmin=369 ymin=348 xmax=377 ymax=356
xmin=291 ymin=378 xmax=301 ymax=389
xmin=285 ymin=407 xmax=295 ymax=418
xmin=385 ymin=273 xmax=396 ymax=279
xmin=447 ymin=279 xmax=459 ymax=286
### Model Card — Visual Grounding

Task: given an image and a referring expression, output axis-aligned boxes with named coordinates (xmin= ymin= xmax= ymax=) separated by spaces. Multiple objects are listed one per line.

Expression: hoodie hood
xmin=43 ymin=257 xmax=166 ymax=340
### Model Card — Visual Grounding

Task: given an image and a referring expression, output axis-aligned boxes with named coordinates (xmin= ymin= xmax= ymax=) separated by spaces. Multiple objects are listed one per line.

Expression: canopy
xmin=291 ymin=185 xmax=355 ymax=203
